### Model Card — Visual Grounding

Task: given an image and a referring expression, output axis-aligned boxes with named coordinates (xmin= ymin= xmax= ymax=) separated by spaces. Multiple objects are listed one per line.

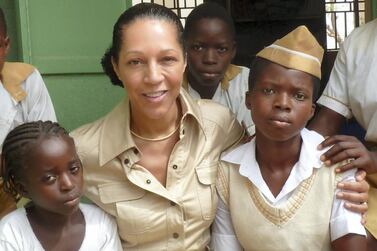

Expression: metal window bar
xmin=325 ymin=0 xmax=365 ymax=50
xmin=133 ymin=0 xmax=203 ymax=23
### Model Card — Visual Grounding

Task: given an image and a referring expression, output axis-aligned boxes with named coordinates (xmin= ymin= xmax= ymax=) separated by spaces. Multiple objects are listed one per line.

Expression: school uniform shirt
xmin=71 ymin=88 xmax=244 ymax=251
xmin=316 ymin=19 xmax=377 ymax=237
xmin=0 ymin=203 xmax=122 ymax=251
xmin=0 ymin=63 xmax=56 ymax=220
xmin=211 ymin=128 xmax=366 ymax=251
xmin=0 ymin=63 xmax=57 ymax=149
xmin=183 ymin=64 xmax=255 ymax=135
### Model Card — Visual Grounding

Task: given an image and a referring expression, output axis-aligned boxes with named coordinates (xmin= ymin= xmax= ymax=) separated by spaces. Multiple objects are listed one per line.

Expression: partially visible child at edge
xmin=182 ymin=2 xmax=254 ymax=135
xmin=211 ymin=26 xmax=367 ymax=251
xmin=0 ymin=121 xmax=122 ymax=251
xmin=0 ymin=7 xmax=57 ymax=218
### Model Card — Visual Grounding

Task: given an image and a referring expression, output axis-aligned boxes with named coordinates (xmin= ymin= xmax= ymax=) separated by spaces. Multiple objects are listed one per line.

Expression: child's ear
xmin=231 ymin=41 xmax=237 ymax=60
xmin=245 ymin=91 xmax=252 ymax=110
xmin=15 ymin=181 xmax=29 ymax=199
xmin=309 ymin=103 xmax=316 ymax=119
xmin=4 ymin=36 xmax=10 ymax=55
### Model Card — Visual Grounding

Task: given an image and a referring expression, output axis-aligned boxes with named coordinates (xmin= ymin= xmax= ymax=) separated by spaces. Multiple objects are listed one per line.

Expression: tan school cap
xmin=256 ymin=25 xmax=324 ymax=79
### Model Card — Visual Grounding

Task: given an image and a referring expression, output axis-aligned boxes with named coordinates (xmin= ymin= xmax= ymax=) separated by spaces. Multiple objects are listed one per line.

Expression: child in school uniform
xmin=0 ymin=121 xmax=122 ymax=251
xmin=0 ymin=7 xmax=57 ymax=218
xmin=211 ymin=26 xmax=367 ymax=250
xmin=182 ymin=2 xmax=254 ymax=135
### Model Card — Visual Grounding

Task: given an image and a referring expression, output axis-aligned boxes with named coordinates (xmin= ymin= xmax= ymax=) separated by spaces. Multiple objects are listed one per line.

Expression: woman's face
xmin=112 ymin=18 xmax=186 ymax=120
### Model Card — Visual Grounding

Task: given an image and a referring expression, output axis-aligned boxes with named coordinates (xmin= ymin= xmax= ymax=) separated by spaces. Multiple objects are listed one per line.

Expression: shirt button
xmin=124 ymin=158 xmax=130 ymax=165
xmin=146 ymin=179 xmax=151 ymax=184
xmin=133 ymin=148 xmax=139 ymax=154
xmin=170 ymin=201 xmax=176 ymax=206
xmin=173 ymin=233 xmax=179 ymax=239
xmin=172 ymin=165 xmax=178 ymax=170
xmin=182 ymin=129 xmax=185 ymax=135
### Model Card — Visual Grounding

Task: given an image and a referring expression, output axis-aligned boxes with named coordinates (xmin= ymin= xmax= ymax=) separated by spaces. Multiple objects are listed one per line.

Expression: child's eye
xmin=263 ymin=88 xmax=275 ymax=95
xmin=70 ymin=165 xmax=81 ymax=174
xmin=42 ymin=175 xmax=57 ymax=184
xmin=294 ymin=92 xmax=306 ymax=101
xmin=217 ymin=47 xmax=228 ymax=53
xmin=192 ymin=45 xmax=203 ymax=51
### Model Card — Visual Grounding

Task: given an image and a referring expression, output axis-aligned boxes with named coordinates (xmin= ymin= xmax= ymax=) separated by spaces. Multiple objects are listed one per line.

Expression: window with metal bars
xmin=132 ymin=0 xmax=204 ymax=25
xmin=325 ymin=0 xmax=366 ymax=50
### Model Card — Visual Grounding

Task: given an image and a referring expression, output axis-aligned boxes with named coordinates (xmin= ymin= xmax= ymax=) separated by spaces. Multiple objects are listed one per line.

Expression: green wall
xmin=373 ymin=0 xmax=377 ymax=19
xmin=1 ymin=0 xmax=129 ymax=131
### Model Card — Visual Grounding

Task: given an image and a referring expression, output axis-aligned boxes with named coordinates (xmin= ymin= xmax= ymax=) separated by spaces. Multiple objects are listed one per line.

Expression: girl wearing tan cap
xmin=212 ymin=26 xmax=367 ymax=251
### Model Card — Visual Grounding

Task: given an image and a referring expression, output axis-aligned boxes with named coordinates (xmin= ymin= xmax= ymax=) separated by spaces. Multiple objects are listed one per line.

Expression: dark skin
xmin=186 ymin=18 xmax=236 ymax=99
xmin=309 ymin=107 xmax=377 ymax=175
xmin=247 ymin=62 xmax=366 ymax=250
xmin=309 ymin=106 xmax=377 ymax=250
xmin=17 ymin=136 xmax=85 ymax=251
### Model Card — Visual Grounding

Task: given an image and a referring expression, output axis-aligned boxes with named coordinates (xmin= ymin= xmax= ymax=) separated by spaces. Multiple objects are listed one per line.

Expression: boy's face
xmin=0 ymin=27 xmax=9 ymax=73
xmin=186 ymin=18 xmax=235 ymax=88
xmin=20 ymin=135 xmax=83 ymax=216
xmin=246 ymin=62 xmax=315 ymax=142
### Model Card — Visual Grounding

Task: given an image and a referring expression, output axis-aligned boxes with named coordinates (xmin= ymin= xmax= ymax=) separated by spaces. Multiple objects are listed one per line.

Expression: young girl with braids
xmin=0 ymin=121 xmax=122 ymax=251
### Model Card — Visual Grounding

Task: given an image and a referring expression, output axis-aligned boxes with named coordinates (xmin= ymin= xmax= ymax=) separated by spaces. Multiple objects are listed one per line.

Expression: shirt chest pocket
xmin=98 ymin=182 xmax=156 ymax=235
xmin=195 ymin=162 xmax=218 ymax=221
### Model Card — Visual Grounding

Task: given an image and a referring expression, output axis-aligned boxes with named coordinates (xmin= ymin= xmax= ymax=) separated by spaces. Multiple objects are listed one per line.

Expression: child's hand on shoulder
xmin=318 ymin=134 xmax=377 ymax=174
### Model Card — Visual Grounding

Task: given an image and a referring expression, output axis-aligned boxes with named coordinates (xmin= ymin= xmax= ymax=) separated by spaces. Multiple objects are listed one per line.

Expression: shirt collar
xmin=1 ymin=62 xmax=34 ymax=102
xmin=182 ymin=64 xmax=241 ymax=91
xmin=99 ymin=88 xmax=206 ymax=166
xmin=221 ymin=128 xmax=328 ymax=181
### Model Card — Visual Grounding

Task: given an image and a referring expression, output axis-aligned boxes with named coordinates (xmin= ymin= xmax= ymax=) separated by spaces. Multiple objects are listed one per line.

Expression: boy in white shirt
xmin=0 ymin=7 xmax=56 ymax=218
xmin=182 ymin=2 xmax=254 ymax=135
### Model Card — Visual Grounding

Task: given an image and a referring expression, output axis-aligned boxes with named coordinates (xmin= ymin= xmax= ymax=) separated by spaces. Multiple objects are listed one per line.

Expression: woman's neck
xmin=130 ymin=100 xmax=182 ymax=139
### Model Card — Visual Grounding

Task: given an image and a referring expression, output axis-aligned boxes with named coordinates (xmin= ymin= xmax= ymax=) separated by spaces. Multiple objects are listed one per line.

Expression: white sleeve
xmin=317 ymin=42 xmax=352 ymax=119
xmin=210 ymin=196 xmax=243 ymax=251
xmin=0 ymin=240 xmax=18 ymax=251
xmin=23 ymin=69 xmax=57 ymax=122
xmin=100 ymin=212 xmax=123 ymax=251
xmin=330 ymin=169 xmax=366 ymax=241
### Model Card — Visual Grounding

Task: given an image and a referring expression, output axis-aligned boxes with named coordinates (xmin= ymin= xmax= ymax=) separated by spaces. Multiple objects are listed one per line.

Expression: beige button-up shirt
xmin=71 ymin=89 xmax=243 ymax=250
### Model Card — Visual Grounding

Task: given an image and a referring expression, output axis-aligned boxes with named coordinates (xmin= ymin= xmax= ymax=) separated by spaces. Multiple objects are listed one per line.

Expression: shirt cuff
xmin=330 ymin=212 xmax=366 ymax=241
xmin=317 ymin=95 xmax=352 ymax=119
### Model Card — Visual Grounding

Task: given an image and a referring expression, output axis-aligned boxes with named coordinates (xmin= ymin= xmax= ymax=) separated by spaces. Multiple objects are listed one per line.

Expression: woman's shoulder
xmin=197 ymin=99 xmax=236 ymax=126
xmin=71 ymin=117 xmax=106 ymax=139
xmin=70 ymin=117 xmax=106 ymax=155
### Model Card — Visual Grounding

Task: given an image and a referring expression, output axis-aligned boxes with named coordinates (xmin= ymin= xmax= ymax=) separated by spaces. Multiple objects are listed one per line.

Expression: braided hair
xmin=1 ymin=121 xmax=69 ymax=200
